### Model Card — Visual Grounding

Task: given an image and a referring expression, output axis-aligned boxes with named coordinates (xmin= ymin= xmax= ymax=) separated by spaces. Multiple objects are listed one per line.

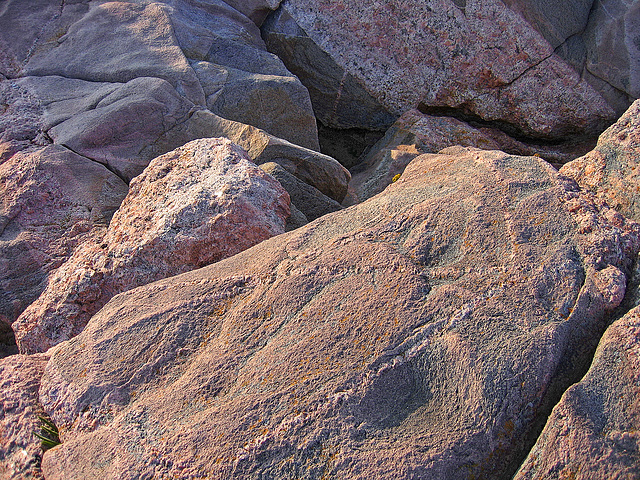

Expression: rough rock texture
xmin=260 ymin=162 xmax=342 ymax=222
xmin=0 ymin=0 xmax=341 ymax=330
xmin=263 ymin=0 xmax=616 ymax=141
xmin=0 ymin=145 xmax=128 ymax=331
xmin=560 ymin=99 xmax=640 ymax=222
xmin=514 ymin=306 xmax=640 ymax=479
xmin=38 ymin=148 xmax=639 ymax=479
xmin=346 ymin=108 xmax=598 ymax=206
xmin=13 ymin=138 xmax=290 ymax=354
xmin=0 ymin=353 xmax=49 ymax=480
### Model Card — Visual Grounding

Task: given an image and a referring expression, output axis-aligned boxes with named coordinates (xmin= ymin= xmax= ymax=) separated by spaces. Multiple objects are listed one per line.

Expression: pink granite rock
xmin=263 ymin=0 xmax=616 ymax=140
xmin=515 ymin=306 xmax=640 ymax=479
xmin=560 ymin=99 xmax=640 ymax=222
xmin=13 ymin=138 xmax=289 ymax=354
xmin=38 ymin=148 xmax=639 ymax=479
xmin=0 ymin=353 xmax=50 ymax=480
xmin=0 ymin=145 xmax=128 ymax=332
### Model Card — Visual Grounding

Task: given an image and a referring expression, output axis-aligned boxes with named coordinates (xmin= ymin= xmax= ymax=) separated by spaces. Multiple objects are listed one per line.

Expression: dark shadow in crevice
xmin=317 ymin=121 xmax=385 ymax=170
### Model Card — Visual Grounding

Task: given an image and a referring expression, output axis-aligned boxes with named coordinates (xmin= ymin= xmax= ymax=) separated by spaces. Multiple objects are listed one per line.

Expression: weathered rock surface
xmin=346 ymin=108 xmax=599 ymax=206
xmin=263 ymin=0 xmax=616 ymax=141
xmin=515 ymin=305 xmax=640 ymax=479
xmin=0 ymin=353 xmax=49 ymax=480
xmin=560 ymin=99 xmax=640 ymax=222
xmin=13 ymin=138 xmax=290 ymax=354
xmin=38 ymin=148 xmax=639 ymax=479
xmin=0 ymin=0 xmax=347 ymax=332
xmin=0 ymin=145 xmax=128 ymax=332
xmin=260 ymin=162 xmax=342 ymax=223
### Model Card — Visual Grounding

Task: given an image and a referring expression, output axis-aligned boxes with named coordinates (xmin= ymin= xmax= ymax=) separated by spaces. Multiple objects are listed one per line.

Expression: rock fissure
xmin=59 ymin=142 xmax=129 ymax=186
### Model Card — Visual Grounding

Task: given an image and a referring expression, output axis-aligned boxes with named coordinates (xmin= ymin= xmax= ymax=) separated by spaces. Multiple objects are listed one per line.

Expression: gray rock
xmin=262 ymin=7 xmax=396 ymax=131
xmin=260 ymin=162 xmax=342 ymax=221
xmin=38 ymin=148 xmax=639 ymax=479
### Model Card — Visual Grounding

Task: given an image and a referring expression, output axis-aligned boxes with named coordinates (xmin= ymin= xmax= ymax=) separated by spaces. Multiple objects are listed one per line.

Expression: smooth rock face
xmin=265 ymin=0 xmax=615 ymax=140
xmin=13 ymin=138 xmax=290 ymax=354
xmin=0 ymin=145 xmax=128 ymax=331
xmin=39 ymin=149 xmax=638 ymax=479
xmin=560 ymin=99 xmax=640 ymax=222
xmin=582 ymin=0 xmax=640 ymax=111
xmin=0 ymin=353 xmax=49 ymax=480
xmin=260 ymin=162 xmax=342 ymax=222
xmin=515 ymin=306 xmax=640 ymax=479
xmin=221 ymin=0 xmax=282 ymax=26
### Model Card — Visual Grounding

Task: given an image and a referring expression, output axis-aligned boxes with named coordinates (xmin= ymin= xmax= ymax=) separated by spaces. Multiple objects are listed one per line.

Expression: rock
xmin=38 ymin=148 xmax=638 ymax=479
xmin=0 ymin=353 xmax=50 ymax=480
xmin=13 ymin=138 xmax=290 ymax=354
xmin=186 ymin=110 xmax=350 ymax=202
xmin=582 ymin=0 xmax=640 ymax=113
xmin=261 ymin=7 xmax=397 ymax=131
xmin=514 ymin=306 xmax=640 ymax=479
xmin=500 ymin=0 xmax=594 ymax=49
xmin=0 ymin=145 xmax=128 ymax=332
xmin=346 ymin=108 xmax=598 ymax=205
xmin=560 ymin=99 xmax=640 ymax=222
xmin=262 ymin=0 xmax=616 ymax=141
xmin=47 ymin=76 xmax=194 ymax=183
xmin=191 ymin=61 xmax=320 ymax=151
xmin=221 ymin=0 xmax=282 ymax=26
xmin=260 ymin=162 xmax=342 ymax=222
xmin=1 ymin=0 xmax=320 ymax=174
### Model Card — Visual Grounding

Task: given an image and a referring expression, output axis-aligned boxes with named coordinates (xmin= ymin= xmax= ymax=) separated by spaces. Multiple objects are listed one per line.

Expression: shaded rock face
xmin=262 ymin=0 xmax=616 ymax=143
xmin=13 ymin=138 xmax=290 ymax=354
xmin=515 ymin=305 xmax=640 ymax=480
xmin=38 ymin=149 xmax=639 ymax=479
xmin=560 ymin=99 xmax=640 ymax=222
xmin=0 ymin=145 xmax=128 ymax=332
xmin=0 ymin=353 xmax=49 ymax=480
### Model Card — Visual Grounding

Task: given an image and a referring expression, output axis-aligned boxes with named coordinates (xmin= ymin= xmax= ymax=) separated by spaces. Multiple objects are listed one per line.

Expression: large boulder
xmin=13 ymin=138 xmax=290 ymax=354
xmin=262 ymin=0 xmax=616 ymax=141
xmin=0 ymin=146 xmax=128 ymax=335
xmin=38 ymin=148 xmax=638 ymax=479
xmin=514 ymin=305 xmax=640 ymax=479
xmin=560 ymin=99 xmax=640 ymax=222
xmin=0 ymin=353 xmax=50 ymax=480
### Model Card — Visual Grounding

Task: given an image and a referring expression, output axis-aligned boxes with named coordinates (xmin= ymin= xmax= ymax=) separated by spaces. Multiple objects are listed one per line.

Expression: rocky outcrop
xmin=560 ymin=99 xmax=640 ymax=222
xmin=13 ymin=138 xmax=290 ymax=354
xmin=0 ymin=0 xmax=346 ymax=334
xmin=346 ymin=108 xmax=600 ymax=206
xmin=0 ymin=353 xmax=50 ymax=480
xmin=262 ymin=0 xmax=616 ymax=143
xmin=37 ymin=148 xmax=639 ymax=479
xmin=0 ymin=146 xmax=128 ymax=332
xmin=514 ymin=305 xmax=640 ymax=479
